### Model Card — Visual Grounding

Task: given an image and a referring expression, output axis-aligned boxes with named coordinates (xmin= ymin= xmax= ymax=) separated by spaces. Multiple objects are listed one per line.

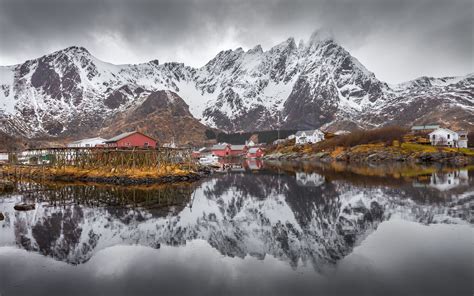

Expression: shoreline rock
xmin=264 ymin=150 xmax=474 ymax=166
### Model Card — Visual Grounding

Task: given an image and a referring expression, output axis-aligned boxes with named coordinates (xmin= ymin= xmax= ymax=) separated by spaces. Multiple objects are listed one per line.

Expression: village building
xmin=295 ymin=129 xmax=325 ymax=145
xmin=246 ymin=134 xmax=259 ymax=147
xmin=428 ymin=128 xmax=467 ymax=148
xmin=67 ymin=137 xmax=106 ymax=148
xmin=0 ymin=151 xmax=8 ymax=163
xmin=211 ymin=143 xmax=250 ymax=157
xmin=230 ymin=145 xmax=248 ymax=156
xmin=273 ymin=139 xmax=286 ymax=145
xmin=192 ymin=147 xmax=212 ymax=159
xmin=211 ymin=143 xmax=231 ymax=157
xmin=246 ymin=147 xmax=264 ymax=159
xmin=246 ymin=140 xmax=257 ymax=147
xmin=104 ymin=131 xmax=157 ymax=148
xmin=457 ymin=131 xmax=468 ymax=148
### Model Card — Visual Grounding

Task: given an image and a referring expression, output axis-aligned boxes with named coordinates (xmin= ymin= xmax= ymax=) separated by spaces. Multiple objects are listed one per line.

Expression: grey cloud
xmin=0 ymin=0 xmax=472 ymax=83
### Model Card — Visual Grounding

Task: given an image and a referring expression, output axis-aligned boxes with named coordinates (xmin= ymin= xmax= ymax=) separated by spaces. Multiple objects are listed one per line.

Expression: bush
xmin=315 ymin=126 xmax=409 ymax=150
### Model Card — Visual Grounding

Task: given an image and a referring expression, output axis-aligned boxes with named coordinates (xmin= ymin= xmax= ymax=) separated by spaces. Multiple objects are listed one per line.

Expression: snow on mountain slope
xmin=0 ymin=31 xmax=473 ymax=139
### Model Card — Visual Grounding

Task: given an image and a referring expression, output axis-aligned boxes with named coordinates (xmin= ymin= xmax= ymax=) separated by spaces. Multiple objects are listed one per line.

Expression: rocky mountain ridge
xmin=0 ymin=30 xmax=472 ymax=142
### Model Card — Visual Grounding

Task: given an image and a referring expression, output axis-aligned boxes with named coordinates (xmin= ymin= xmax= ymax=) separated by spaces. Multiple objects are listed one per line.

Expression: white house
xmin=0 ymin=152 xmax=8 ymax=163
xmin=428 ymin=128 xmax=467 ymax=148
xmin=67 ymin=137 xmax=106 ymax=148
xmin=457 ymin=131 xmax=468 ymax=148
xmin=245 ymin=140 xmax=256 ymax=147
xmin=429 ymin=170 xmax=468 ymax=191
xmin=295 ymin=129 xmax=325 ymax=145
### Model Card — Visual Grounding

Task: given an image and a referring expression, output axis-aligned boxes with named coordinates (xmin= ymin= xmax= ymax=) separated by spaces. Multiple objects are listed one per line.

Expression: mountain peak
xmin=247 ymin=45 xmax=263 ymax=54
xmin=271 ymin=37 xmax=297 ymax=53
xmin=59 ymin=46 xmax=91 ymax=55
xmin=308 ymin=29 xmax=334 ymax=45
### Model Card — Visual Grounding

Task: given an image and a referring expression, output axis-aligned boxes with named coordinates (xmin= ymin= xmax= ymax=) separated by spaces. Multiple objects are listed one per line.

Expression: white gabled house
xmin=295 ymin=129 xmax=325 ymax=145
xmin=428 ymin=128 xmax=468 ymax=148
xmin=67 ymin=137 xmax=106 ymax=148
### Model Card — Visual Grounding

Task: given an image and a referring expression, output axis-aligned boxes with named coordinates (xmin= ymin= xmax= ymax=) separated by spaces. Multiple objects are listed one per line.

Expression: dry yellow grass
xmin=1 ymin=164 xmax=193 ymax=181
xmin=330 ymin=146 xmax=345 ymax=158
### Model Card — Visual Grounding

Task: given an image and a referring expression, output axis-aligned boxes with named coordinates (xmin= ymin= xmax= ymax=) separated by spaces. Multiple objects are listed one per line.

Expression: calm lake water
xmin=0 ymin=161 xmax=473 ymax=296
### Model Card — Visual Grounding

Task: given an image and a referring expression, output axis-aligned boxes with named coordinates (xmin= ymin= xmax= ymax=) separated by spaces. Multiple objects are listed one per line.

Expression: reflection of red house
xmin=245 ymin=159 xmax=263 ymax=170
xmin=246 ymin=147 xmax=264 ymax=158
xmin=104 ymin=131 xmax=157 ymax=148
xmin=211 ymin=143 xmax=231 ymax=157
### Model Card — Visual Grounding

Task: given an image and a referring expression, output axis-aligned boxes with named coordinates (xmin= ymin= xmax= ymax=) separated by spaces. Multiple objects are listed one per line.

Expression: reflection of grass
xmin=37 ymin=178 xmax=195 ymax=191
xmin=267 ymin=160 xmax=468 ymax=181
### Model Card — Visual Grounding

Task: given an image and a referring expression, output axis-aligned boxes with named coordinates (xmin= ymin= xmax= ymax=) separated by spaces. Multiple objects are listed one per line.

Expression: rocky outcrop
xmin=265 ymin=146 xmax=474 ymax=165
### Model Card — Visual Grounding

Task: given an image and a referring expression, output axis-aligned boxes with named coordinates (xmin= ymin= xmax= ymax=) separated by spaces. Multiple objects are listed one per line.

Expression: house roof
xmin=69 ymin=137 xmax=106 ymax=145
xmin=105 ymin=131 xmax=156 ymax=143
xmin=295 ymin=129 xmax=323 ymax=137
xmin=428 ymin=128 xmax=458 ymax=135
xmin=211 ymin=143 xmax=230 ymax=150
xmin=411 ymin=124 xmax=440 ymax=130
xmin=231 ymin=145 xmax=246 ymax=151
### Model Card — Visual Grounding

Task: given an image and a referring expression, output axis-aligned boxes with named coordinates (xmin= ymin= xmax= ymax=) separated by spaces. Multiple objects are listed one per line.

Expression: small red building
xmin=104 ymin=131 xmax=157 ymax=148
xmin=246 ymin=147 xmax=264 ymax=159
xmin=211 ymin=143 xmax=231 ymax=157
xmin=229 ymin=145 xmax=248 ymax=156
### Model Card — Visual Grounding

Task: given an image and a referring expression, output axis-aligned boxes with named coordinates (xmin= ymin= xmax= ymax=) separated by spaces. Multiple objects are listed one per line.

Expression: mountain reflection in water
xmin=0 ymin=163 xmax=473 ymax=295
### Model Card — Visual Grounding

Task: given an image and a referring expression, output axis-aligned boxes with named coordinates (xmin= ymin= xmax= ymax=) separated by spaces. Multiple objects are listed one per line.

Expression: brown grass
xmin=1 ymin=164 xmax=193 ymax=181
xmin=316 ymin=126 xmax=409 ymax=151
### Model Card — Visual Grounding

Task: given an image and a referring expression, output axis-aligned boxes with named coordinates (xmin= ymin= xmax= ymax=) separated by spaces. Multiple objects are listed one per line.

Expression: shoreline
xmin=264 ymin=143 xmax=474 ymax=166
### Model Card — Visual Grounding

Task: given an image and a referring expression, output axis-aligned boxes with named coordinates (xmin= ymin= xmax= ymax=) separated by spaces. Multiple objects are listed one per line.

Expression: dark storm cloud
xmin=0 ymin=0 xmax=472 ymax=83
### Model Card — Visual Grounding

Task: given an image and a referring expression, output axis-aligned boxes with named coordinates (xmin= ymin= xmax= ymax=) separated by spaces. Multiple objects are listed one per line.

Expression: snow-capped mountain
xmin=0 ymin=30 xmax=473 ymax=140
xmin=0 ymin=171 xmax=471 ymax=266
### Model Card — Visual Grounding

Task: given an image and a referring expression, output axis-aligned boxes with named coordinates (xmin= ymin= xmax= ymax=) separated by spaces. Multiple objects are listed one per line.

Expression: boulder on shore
xmin=14 ymin=203 xmax=35 ymax=211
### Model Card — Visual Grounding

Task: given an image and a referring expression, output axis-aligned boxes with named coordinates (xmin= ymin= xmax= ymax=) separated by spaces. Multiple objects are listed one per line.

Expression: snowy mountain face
xmin=0 ymin=169 xmax=471 ymax=267
xmin=0 ymin=31 xmax=473 ymax=139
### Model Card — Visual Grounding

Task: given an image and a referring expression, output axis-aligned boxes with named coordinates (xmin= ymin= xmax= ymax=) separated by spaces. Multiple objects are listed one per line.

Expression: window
xmin=144 ymin=142 xmax=149 ymax=147
xmin=432 ymin=135 xmax=435 ymax=140
xmin=447 ymin=134 xmax=450 ymax=139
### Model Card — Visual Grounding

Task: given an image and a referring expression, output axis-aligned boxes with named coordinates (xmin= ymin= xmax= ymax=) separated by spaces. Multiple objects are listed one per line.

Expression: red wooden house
xmin=211 ymin=143 xmax=231 ymax=157
xmin=246 ymin=147 xmax=264 ymax=158
xmin=229 ymin=145 xmax=248 ymax=156
xmin=104 ymin=131 xmax=157 ymax=148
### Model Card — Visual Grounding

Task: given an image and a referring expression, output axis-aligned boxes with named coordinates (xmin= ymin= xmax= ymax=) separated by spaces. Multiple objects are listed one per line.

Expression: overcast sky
xmin=0 ymin=0 xmax=472 ymax=83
